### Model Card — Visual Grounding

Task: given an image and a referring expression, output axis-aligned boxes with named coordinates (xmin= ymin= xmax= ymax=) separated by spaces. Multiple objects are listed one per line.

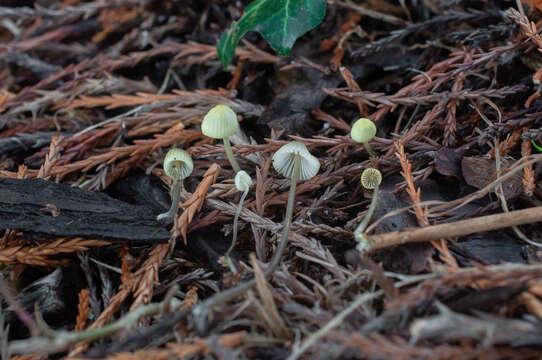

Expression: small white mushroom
xmin=201 ymin=105 xmax=241 ymax=173
xmin=272 ymin=141 xmax=320 ymax=181
xmin=351 ymin=117 xmax=377 ymax=156
xmin=157 ymin=148 xmax=193 ymax=224
xmin=268 ymin=141 xmax=319 ymax=272
xmin=225 ymin=170 xmax=253 ymax=273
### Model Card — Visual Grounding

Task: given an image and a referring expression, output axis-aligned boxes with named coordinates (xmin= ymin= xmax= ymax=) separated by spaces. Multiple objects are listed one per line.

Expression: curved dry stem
xmin=192 ymin=154 xmax=300 ymax=324
xmin=223 ymin=137 xmax=241 ymax=173
xmin=156 ymin=179 xmax=182 ymax=224
xmin=354 ymin=184 xmax=379 ymax=242
xmin=225 ymin=188 xmax=250 ymax=273
xmin=363 ymin=141 xmax=375 ymax=156
xmin=267 ymin=153 xmax=300 ymax=274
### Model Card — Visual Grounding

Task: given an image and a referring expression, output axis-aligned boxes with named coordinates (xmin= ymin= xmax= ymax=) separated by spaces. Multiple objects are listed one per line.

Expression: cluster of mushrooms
xmin=157 ymin=105 xmax=382 ymax=271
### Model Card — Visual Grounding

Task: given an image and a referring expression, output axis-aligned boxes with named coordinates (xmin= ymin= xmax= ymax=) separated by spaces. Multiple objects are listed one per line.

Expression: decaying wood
xmin=0 ymin=178 xmax=169 ymax=242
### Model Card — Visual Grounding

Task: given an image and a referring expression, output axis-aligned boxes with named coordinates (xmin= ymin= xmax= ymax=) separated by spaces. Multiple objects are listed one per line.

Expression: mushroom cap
xmin=272 ymin=141 xmax=320 ymax=181
xmin=164 ymin=148 xmax=193 ymax=180
xmin=201 ymin=105 xmax=239 ymax=139
xmin=361 ymin=168 xmax=382 ymax=190
xmin=235 ymin=170 xmax=252 ymax=192
xmin=351 ymin=118 xmax=376 ymax=143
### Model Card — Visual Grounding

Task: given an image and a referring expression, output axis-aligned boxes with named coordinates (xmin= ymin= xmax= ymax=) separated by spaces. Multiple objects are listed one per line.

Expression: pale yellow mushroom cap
xmin=235 ymin=170 xmax=252 ymax=192
xmin=164 ymin=148 xmax=193 ymax=180
xmin=272 ymin=141 xmax=320 ymax=181
xmin=201 ymin=105 xmax=239 ymax=139
xmin=351 ymin=118 xmax=376 ymax=143
xmin=361 ymin=168 xmax=382 ymax=190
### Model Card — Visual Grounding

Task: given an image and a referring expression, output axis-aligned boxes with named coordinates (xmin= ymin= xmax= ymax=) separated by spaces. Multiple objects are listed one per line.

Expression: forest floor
xmin=1 ymin=1 xmax=542 ymax=359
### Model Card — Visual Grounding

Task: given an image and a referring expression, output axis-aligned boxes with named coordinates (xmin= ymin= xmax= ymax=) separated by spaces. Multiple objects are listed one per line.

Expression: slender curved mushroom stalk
xmin=157 ymin=148 xmax=193 ymax=224
xmin=225 ymin=170 xmax=252 ymax=273
xmin=355 ymin=167 xmax=382 ymax=251
xmin=270 ymin=141 xmax=320 ymax=273
xmin=188 ymin=142 xmax=320 ymax=327
xmin=351 ymin=117 xmax=377 ymax=156
xmin=201 ymin=105 xmax=241 ymax=173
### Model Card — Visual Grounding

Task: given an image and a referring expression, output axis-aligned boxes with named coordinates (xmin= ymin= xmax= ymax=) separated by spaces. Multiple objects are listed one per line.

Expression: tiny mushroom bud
xmin=225 ymin=170 xmax=253 ymax=273
xmin=351 ymin=117 xmax=377 ymax=156
xmin=234 ymin=169 xmax=252 ymax=192
xmin=201 ymin=105 xmax=241 ymax=173
xmin=269 ymin=141 xmax=319 ymax=274
xmin=361 ymin=167 xmax=382 ymax=190
xmin=157 ymin=148 xmax=193 ymax=223
xmin=164 ymin=148 xmax=194 ymax=181
xmin=355 ymin=167 xmax=382 ymax=251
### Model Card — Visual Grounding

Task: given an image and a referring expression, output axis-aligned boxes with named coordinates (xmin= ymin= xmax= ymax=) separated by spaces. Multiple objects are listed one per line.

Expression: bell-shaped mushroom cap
xmin=164 ymin=148 xmax=193 ymax=180
xmin=351 ymin=118 xmax=376 ymax=143
xmin=361 ymin=168 xmax=382 ymax=190
xmin=201 ymin=105 xmax=239 ymax=139
xmin=272 ymin=141 xmax=320 ymax=181
xmin=235 ymin=170 xmax=252 ymax=192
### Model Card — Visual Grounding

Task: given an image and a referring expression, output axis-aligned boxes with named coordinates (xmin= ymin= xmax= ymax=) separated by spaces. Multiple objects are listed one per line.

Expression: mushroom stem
xmin=363 ymin=141 xmax=375 ymax=156
xmin=157 ymin=179 xmax=182 ymax=224
xmin=223 ymin=137 xmax=241 ymax=173
xmin=225 ymin=187 xmax=250 ymax=273
xmin=354 ymin=184 xmax=379 ymax=242
xmin=268 ymin=153 xmax=300 ymax=273
xmin=191 ymin=154 xmax=305 ymax=330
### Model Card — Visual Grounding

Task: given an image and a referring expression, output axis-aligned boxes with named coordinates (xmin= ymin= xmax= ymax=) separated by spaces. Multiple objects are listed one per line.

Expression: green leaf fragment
xmin=217 ymin=0 xmax=326 ymax=68
xmin=532 ymin=140 xmax=542 ymax=152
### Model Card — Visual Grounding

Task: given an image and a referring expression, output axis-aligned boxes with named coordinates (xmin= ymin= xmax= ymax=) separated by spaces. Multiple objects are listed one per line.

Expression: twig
xmin=365 ymin=206 xmax=542 ymax=252
xmin=177 ymin=163 xmax=221 ymax=243
xmin=9 ymin=298 xmax=183 ymax=355
xmin=75 ymin=289 xmax=90 ymax=331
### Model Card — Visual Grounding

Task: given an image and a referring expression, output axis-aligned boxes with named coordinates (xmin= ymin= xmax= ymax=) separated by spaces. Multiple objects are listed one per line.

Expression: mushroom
xmin=354 ymin=167 xmax=382 ymax=251
xmin=201 ymin=104 xmax=241 ymax=173
xmin=157 ymin=148 xmax=194 ymax=224
xmin=351 ymin=117 xmax=377 ymax=156
xmin=188 ymin=143 xmax=319 ymax=322
xmin=270 ymin=141 xmax=320 ymax=272
xmin=224 ymin=170 xmax=252 ymax=273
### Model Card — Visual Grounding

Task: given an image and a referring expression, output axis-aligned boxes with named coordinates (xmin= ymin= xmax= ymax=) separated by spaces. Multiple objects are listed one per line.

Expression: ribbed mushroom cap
xmin=235 ymin=170 xmax=252 ymax=192
xmin=351 ymin=118 xmax=376 ymax=143
xmin=272 ymin=141 xmax=320 ymax=181
xmin=164 ymin=148 xmax=193 ymax=180
xmin=361 ymin=168 xmax=382 ymax=190
xmin=201 ymin=105 xmax=239 ymax=139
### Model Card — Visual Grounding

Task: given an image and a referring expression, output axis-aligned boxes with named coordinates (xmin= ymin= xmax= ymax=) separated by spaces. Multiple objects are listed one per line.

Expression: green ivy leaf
xmin=217 ymin=0 xmax=326 ymax=69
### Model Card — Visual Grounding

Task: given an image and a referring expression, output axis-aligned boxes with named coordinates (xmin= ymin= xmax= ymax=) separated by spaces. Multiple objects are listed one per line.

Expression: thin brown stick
xmin=75 ymin=289 xmax=90 ymax=331
xmin=394 ymin=142 xmax=457 ymax=267
xmin=366 ymin=206 xmax=542 ymax=251
xmin=177 ymin=163 xmax=221 ymax=243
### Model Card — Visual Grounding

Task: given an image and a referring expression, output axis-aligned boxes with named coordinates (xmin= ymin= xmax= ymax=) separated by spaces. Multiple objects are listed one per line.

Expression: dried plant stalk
xmin=69 ymin=243 xmax=169 ymax=356
xmin=75 ymin=289 xmax=90 ymax=331
xmin=0 ymin=238 xmax=110 ymax=267
xmin=367 ymin=206 xmax=542 ymax=251
xmin=251 ymin=254 xmax=291 ymax=339
xmin=130 ymin=243 xmax=169 ymax=310
xmin=394 ymin=142 xmax=457 ymax=267
xmin=37 ymin=135 xmax=63 ymax=179
xmin=521 ymin=139 xmax=535 ymax=196
xmin=177 ymin=163 xmax=221 ymax=243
